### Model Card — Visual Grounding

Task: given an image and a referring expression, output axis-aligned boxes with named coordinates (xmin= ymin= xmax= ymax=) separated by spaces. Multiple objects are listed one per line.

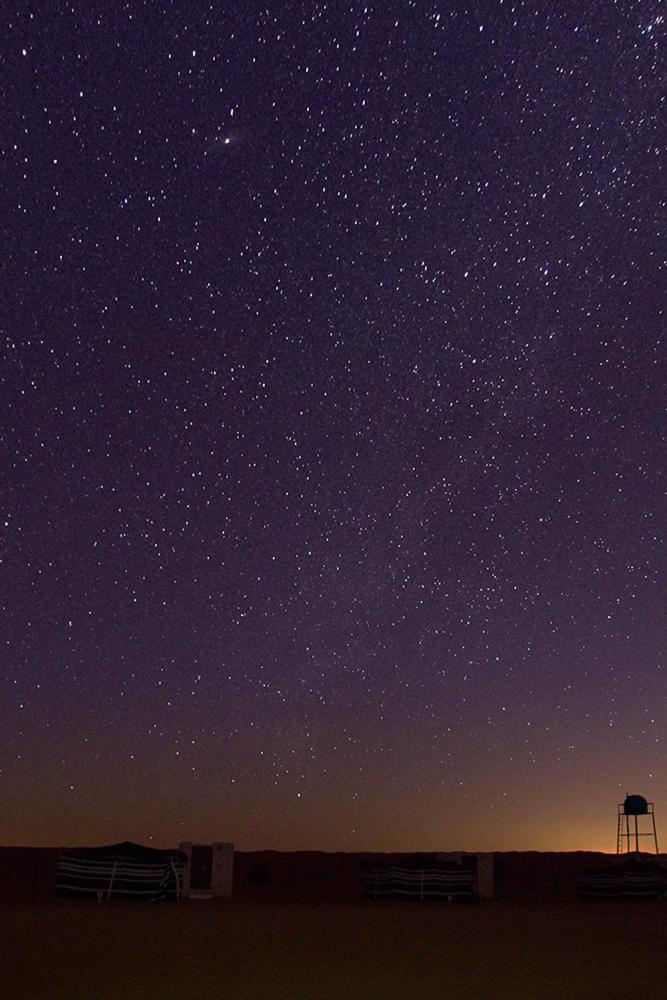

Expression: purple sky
xmin=2 ymin=2 xmax=665 ymax=851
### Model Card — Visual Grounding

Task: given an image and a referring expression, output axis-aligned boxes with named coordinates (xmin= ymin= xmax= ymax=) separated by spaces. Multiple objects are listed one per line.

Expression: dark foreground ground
xmin=3 ymin=899 xmax=667 ymax=999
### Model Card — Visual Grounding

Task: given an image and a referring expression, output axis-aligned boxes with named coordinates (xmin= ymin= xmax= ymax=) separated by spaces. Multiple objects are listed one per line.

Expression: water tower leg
xmin=635 ymin=815 xmax=639 ymax=854
xmin=626 ymin=813 xmax=631 ymax=853
xmin=652 ymin=814 xmax=659 ymax=854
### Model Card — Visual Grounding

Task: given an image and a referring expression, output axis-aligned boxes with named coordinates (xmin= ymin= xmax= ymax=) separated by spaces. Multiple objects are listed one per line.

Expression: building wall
xmin=179 ymin=842 xmax=234 ymax=898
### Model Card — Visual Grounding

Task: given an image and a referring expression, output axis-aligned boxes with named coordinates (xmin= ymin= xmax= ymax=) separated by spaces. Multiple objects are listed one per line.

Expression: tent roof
xmin=60 ymin=840 xmax=186 ymax=861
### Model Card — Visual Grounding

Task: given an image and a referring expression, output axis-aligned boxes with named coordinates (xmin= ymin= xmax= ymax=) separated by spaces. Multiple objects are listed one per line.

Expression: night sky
xmin=3 ymin=3 xmax=665 ymax=853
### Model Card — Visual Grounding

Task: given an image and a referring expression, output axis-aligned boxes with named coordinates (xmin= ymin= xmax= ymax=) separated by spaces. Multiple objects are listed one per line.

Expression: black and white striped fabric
xmin=56 ymin=841 xmax=185 ymax=902
xmin=578 ymin=858 xmax=667 ymax=900
xmin=361 ymin=859 xmax=477 ymax=901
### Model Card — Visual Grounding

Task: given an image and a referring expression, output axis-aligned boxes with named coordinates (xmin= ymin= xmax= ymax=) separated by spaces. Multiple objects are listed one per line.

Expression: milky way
xmin=2 ymin=2 xmax=665 ymax=851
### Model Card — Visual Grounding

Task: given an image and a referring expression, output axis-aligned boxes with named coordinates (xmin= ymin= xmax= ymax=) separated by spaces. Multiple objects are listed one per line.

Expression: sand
xmin=3 ymin=899 xmax=667 ymax=999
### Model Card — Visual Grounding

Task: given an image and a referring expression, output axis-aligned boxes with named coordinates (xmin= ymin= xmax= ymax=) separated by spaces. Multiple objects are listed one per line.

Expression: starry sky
xmin=2 ymin=2 xmax=665 ymax=853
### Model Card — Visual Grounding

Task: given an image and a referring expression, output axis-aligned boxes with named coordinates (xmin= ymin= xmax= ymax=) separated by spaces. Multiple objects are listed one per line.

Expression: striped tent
xmin=361 ymin=856 xmax=478 ymax=901
xmin=56 ymin=841 xmax=185 ymax=902
xmin=578 ymin=857 xmax=667 ymax=900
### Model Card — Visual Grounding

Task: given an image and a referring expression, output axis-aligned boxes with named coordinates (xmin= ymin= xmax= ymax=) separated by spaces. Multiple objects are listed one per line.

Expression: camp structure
xmin=179 ymin=841 xmax=234 ymax=898
xmin=56 ymin=841 xmax=186 ymax=902
xmin=578 ymin=856 xmax=667 ymax=900
xmin=361 ymin=854 xmax=479 ymax=902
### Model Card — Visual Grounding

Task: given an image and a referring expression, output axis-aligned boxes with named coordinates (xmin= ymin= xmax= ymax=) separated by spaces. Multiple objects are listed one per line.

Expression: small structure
xmin=56 ymin=841 xmax=186 ymax=901
xmin=179 ymin=842 xmax=234 ymax=899
xmin=616 ymin=794 xmax=659 ymax=854
xmin=579 ymin=857 xmax=667 ymax=900
xmin=361 ymin=854 xmax=478 ymax=902
xmin=474 ymin=852 xmax=495 ymax=899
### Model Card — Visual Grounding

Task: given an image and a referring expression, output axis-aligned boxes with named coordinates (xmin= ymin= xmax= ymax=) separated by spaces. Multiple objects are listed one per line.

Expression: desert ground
xmin=3 ymin=899 xmax=667 ymax=999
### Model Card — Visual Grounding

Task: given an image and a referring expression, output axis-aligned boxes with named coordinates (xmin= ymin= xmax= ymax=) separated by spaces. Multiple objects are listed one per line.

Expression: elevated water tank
xmin=623 ymin=794 xmax=649 ymax=815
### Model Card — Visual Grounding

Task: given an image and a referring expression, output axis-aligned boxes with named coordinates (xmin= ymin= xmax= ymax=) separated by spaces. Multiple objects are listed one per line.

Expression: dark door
xmin=190 ymin=844 xmax=213 ymax=891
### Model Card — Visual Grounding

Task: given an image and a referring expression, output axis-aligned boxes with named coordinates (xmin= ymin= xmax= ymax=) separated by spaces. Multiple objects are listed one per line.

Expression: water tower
xmin=616 ymin=794 xmax=659 ymax=854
